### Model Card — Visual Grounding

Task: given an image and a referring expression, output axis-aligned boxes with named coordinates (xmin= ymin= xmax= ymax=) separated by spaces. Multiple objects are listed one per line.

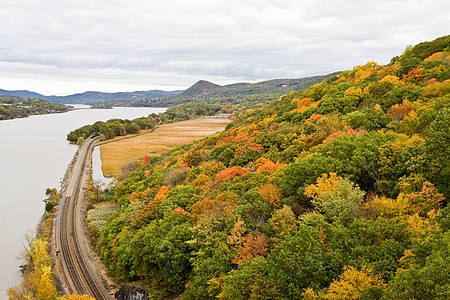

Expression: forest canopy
xmin=90 ymin=36 xmax=450 ymax=299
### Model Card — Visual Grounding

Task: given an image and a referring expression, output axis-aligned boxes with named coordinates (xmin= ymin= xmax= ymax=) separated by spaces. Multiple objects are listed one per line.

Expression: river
xmin=0 ymin=105 xmax=166 ymax=298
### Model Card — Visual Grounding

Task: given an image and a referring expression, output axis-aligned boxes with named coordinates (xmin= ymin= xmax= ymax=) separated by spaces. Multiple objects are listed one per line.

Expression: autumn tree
xmin=305 ymin=174 xmax=365 ymax=224
xmin=384 ymin=231 xmax=450 ymax=299
xmin=258 ymin=183 xmax=282 ymax=209
xmin=269 ymin=205 xmax=298 ymax=243
xmin=267 ymin=224 xmax=328 ymax=296
xmin=405 ymin=181 xmax=444 ymax=217
xmin=7 ymin=238 xmax=57 ymax=300
xmin=191 ymin=197 xmax=234 ymax=225
xmin=324 ymin=265 xmax=386 ymax=300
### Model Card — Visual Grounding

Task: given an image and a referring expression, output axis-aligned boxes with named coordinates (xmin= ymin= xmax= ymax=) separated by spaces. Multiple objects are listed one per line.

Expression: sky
xmin=0 ymin=0 xmax=449 ymax=96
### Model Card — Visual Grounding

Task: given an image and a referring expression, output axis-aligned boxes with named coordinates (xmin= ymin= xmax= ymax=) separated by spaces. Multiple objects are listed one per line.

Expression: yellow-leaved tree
xmin=7 ymin=237 xmax=58 ymax=300
xmin=324 ymin=265 xmax=386 ymax=300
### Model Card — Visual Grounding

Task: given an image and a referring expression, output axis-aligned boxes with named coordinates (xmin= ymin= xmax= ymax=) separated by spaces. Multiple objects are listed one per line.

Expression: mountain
xmin=0 ymin=89 xmax=183 ymax=104
xmin=178 ymin=80 xmax=222 ymax=97
xmin=164 ymin=73 xmax=339 ymax=107
xmin=0 ymin=89 xmax=45 ymax=99
xmin=0 ymin=73 xmax=336 ymax=107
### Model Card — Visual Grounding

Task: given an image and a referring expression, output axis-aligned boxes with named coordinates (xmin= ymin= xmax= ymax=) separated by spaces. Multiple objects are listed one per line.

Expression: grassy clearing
xmin=87 ymin=202 xmax=118 ymax=230
xmin=100 ymin=117 xmax=231 ymax=177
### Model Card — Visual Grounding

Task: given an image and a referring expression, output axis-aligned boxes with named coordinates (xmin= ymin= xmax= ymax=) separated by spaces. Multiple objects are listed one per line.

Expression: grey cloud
xmin=0 ymin=0 xmax=449 ymax=94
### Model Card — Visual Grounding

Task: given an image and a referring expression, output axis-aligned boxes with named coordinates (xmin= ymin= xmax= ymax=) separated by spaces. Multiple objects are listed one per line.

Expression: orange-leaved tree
xmin=258 ymin=183 xmax=282 ymax=209
xmin=215 ymin=166 xmax=249 ymax=181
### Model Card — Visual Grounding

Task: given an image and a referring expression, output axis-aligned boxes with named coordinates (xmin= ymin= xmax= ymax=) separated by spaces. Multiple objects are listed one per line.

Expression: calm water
xmin=0 ymin=106 xmax=166 ymax=298
xmin=92 ymin=146 xmax=114 ymax=187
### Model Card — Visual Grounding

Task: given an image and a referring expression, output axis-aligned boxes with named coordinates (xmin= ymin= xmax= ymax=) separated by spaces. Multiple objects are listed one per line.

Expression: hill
xmin=163 ymin=74 xmax=339 ymax=107
xmin=73 ymin=75 xmax=338 ymax=108
xmin=90 ymin=35 xmax=450 ymax=299
xmin=0 ymin=74 xmax=334 ymax=108
xmin=179 ymin=80 xmax=223 ymax=97
xmin=45 ymin=89 xmax=183 ymax=104
xmin=0 ymin=89 xmax=45 ymax=99
xmin=0 ymin=88 xmax=183 ymax=105
xmin=0 ymin=96 xmax=70 ymax=120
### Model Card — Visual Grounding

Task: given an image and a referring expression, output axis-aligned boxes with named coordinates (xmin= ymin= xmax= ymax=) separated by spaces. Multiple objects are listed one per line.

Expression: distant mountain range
xmin=46 ymin=90 xmax=183 ymax=104
xmin=162 ymin=73 xmax=340 ymax=107
xmin=0 ymin=73 xmax=339 ymax=107
xmin=0 ymin=89 xmax=183 ymax=104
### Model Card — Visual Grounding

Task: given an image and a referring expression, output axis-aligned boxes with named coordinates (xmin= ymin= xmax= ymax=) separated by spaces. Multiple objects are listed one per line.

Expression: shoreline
xmin=24 ymin=139 xmax=117 ymax=297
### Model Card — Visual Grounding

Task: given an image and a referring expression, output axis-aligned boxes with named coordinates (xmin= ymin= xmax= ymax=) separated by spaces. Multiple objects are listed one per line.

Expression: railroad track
xmin=55 ymin=136 xmax=112 ymax=299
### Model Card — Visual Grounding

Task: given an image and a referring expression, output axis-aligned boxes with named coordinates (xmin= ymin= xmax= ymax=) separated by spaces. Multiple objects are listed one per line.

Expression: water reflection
xmin=92 ymin=146 xmax=114 ymax=187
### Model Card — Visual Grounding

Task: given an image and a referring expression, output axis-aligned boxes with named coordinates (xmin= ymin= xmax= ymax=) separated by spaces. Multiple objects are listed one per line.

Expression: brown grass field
xmin=99 ymin=117 xmax=231 ymax=177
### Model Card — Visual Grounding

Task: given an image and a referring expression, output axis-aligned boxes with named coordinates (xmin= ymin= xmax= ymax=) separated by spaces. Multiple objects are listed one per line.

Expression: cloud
xmin=0 ymin=0 xmax=449 ymax=95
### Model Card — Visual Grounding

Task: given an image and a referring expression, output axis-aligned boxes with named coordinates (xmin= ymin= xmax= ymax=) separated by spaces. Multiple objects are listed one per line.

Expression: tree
xmin=7 ymin=238 xmax=58 ymax=300
xmin=126 ymin=122 xmax=140 ymax=134
xmin=307 ymin=176 xmax=365 ymax=224
xmin=324 ymin=265 xmax=386 ymax=300
xmin=267 ymin=224 xmax=328 ymax=296
xmin=280 ymin=154 xmax=338 ymax=199
xmin=384 ymin=232 xmax=450 ymax=299
xmin=215 ymin=166 xmax=249 ymax=181
xmin=405 ymin=182 xmax=444 ymax=217
xmin=130 ymin=214 xmax=194 ymax=293
xmin=258 ymin=183 xmax=282 ymax=209
xmin=304 ymin=173 xmax=343 ymax=198
xmin=344 ymin=108 xmax=389 ymax=131
xmin=220 ymin=257 xmax=283 ymax=300
xmin=191 ymin=197 xmax=234 ymax=225
xmin=269 ymin=205 xmax=298 ymax=243
xmin=425 ymin=107 xmax=450 ymax=165
xmin=158 ymin=185 xmax=201 ymax=215
xmin=231 ymin=234 xmax=268 ymax=264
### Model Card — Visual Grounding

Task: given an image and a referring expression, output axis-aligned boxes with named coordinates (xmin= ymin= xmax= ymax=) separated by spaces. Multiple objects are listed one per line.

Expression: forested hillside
xmin=94 ymin=36 xmax=450 ymax=299
xmin=0 ymin=97 xmax=70 ymax=120
xmin=99 ymin=75 xmax=337 ymax=108
xmin=45 ymin=89 xmax=182 ymax=105
xmin=158 ymin=75 xmax=339 ymax=107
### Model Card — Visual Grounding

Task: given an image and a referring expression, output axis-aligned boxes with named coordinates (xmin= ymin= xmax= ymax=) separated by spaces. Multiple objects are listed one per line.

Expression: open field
xmin=99 ymin=117 xmax=231 ymax=177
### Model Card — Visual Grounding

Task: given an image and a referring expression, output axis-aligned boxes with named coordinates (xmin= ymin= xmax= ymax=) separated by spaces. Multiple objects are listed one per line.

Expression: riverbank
xmin=0 ymin=97 xmax=71 ymax=120
xmin=6 ymin=146 xmax=78 ymax=298
xmin=7 ymin=139 xmax=118 ymax=298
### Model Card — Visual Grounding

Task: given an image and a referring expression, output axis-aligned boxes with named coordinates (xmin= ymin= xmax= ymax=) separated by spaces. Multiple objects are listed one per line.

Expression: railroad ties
xmin=56 ymin=136 xmax=112 ymax=299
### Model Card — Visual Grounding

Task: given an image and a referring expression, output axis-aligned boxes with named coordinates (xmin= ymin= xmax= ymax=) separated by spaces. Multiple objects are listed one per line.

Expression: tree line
xmin=66 ymin=103 xmax=222 ymax=144
xmin=0 ymin=97 xmax=70 ymax=120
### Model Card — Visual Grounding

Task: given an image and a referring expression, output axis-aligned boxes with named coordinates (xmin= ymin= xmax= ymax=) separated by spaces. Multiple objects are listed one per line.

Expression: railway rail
xmin=55 ymin=136 xmax=112 ymax=299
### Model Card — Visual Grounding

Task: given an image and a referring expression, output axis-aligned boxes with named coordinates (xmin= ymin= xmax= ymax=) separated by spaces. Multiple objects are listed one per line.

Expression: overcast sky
xmin=0 ymin=0 xmax=448 ymax=95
